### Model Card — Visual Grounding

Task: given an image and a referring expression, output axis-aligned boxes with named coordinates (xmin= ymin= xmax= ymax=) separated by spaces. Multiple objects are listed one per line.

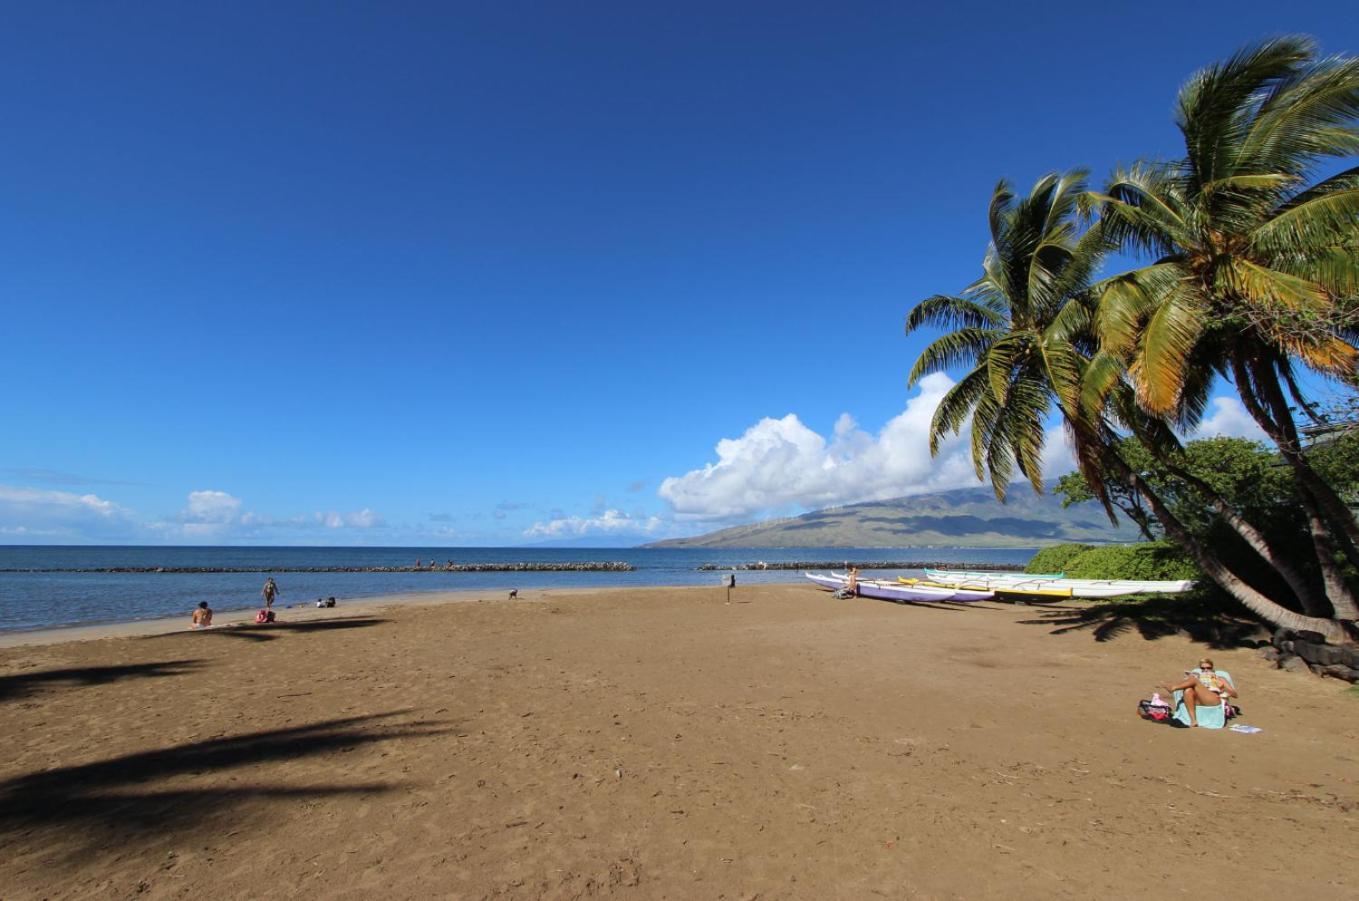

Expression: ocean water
xmin=0 ymin=545 xmax=1037 ymax=632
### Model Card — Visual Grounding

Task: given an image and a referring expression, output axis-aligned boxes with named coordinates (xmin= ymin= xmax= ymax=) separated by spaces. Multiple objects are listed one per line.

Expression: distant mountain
xmin=644 ymin=485 xmax=1139 ymax=549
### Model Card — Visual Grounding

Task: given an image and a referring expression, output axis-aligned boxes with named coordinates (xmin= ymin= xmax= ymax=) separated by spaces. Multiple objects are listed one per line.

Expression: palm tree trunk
xmin=1244 ymin=357 xmax=1359 ymax=557
xmin=1116 ymin=501 xmax=1157 ymax=541
xmin=1239 ymin=359 xmax=1359 ymax=621
xmin=1303 ymin=503 xmax=1358 ymax=619
xmin=1079 ymin=427 xmax=1347 ymax=640
xmin=1146 ymin=451 xmax=1327 ymax=616
xmin=1122 ymin=467 xmax=1347 ymax=641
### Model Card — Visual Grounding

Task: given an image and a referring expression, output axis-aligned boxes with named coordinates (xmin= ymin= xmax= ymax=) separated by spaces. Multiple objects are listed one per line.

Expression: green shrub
xmin=1026 ymin=543 xmax=1094 ymax=575
xmin=1063 ymin=542 xmax=1200 ymax=581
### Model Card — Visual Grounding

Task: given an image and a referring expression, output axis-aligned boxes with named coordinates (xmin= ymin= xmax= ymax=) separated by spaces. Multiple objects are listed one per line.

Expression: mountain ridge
xmin=644 ymin=485 xmax=1138 ymax=548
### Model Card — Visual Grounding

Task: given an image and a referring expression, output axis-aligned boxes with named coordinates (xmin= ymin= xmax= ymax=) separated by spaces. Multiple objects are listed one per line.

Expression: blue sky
xmin=1 ymin=1 xmax=1354 ymax=545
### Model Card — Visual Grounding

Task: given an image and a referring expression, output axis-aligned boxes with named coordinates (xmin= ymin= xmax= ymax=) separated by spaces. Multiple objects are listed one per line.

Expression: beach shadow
xmin=0 ymin=659 xmax=202 ymax=703
xmin=1019 ymin=593 xmax=1265 ymax=649
xmin=170 ymin=616 xmax=390 ymax=643
xmin=0 ymin=711 xmax=449 ymax=851
xmin=856 ymin=597 xmax=966 ymax=613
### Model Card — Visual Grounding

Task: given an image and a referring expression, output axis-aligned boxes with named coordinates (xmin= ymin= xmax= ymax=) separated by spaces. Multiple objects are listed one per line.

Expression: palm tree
xmin=905 ymin=172 xmax=1099 ymax=497
xmin=1085 ymin=36 xmax=1359 ymax=622
xmin=909 ymin=171 xmax=1353 ymax=640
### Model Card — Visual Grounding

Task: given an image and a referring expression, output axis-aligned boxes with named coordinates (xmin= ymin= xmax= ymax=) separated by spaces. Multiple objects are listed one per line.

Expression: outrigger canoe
xmin=898 ymin=577 xmax=1067 ymax=600
xmin=803 ymin=572 xmax=992 ymax=602
xmin=923 ymin=568 xmax=1194 ymax=598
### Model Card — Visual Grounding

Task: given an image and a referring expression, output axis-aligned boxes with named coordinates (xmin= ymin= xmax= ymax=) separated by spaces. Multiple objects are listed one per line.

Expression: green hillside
xmin=645 ymin=486 xmax=1139 ymax=548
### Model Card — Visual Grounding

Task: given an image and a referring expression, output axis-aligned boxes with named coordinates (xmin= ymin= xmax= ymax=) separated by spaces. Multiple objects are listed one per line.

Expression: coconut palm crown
xmin=1084 ymin=36 xmax=1359 ymax=419
xmin=905 ymin=171 xmax=1104 ymax=499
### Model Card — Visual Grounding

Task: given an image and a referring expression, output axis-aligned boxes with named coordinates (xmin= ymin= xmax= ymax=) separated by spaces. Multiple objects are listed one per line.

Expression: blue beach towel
xmin=1172 ymin=668 xmax=1235 ymax=729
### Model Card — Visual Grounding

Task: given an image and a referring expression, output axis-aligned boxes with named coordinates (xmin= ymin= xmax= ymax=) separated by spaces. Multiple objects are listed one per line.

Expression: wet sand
xmin=1 ymin=584 xmax=1355 ymax=899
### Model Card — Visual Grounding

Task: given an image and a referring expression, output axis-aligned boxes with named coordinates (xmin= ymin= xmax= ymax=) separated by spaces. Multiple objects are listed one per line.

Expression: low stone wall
xmin=1259 ymin=628 xmax=1359 ymax=682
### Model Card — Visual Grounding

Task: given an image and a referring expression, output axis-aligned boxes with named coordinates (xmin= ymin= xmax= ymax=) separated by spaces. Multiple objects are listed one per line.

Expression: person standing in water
xmin=262 ymin=577 xmax=278 ymax=610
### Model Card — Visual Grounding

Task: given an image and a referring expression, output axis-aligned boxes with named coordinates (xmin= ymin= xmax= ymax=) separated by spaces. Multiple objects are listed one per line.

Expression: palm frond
xmin=927 ymin=366 xmax=987 ymax=456
xmin=1250 ymin=185 xmax=1359 ymax=255
xmin=1129 ymin=289 xmax=1206 ymax=415
xmin=904 ymin=294 xmax=1005 ymax=336
xmin=908 ymin=329 xmax=996 ymax=385
xmin=1176 ymin=36 xmax=1313 ymax=186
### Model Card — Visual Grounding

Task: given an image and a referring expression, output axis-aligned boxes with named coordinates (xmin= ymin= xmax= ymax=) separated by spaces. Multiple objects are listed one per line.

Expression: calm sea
xmin=0 ymin=545 xmax=1036 ymax=632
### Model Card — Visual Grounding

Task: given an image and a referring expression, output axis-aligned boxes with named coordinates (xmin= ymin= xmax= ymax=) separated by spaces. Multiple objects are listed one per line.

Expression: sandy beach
xmin=1 ymin=584 xmax=1355 ymax=899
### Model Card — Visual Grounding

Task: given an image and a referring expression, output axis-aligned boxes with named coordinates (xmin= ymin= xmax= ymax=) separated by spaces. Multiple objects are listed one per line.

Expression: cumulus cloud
xmin=318 ymin=508 xmax=384 ymax=529
xmin=658 ymin=374 xmax=988 ymax=520
xmin=169 ymin=490 xmax=384 ymax=539
xmin=524 ymin=508 xmax=664 ymax=539
xmin=1192 ymin=396 xmax=1269 ymax=442
xmin=0 ymin=485 xmax=134 ymax=538
xmin=657 ymin=374 xmax=1080 ymax=522
xmin=184 ymin=489 xmax=242 ymax=523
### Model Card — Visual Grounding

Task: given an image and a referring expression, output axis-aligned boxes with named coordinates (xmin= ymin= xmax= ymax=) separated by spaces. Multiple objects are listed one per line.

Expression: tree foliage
xmin=904 ymin=37 xmax=1359 ymax=640
xmin=1025 ymin=543 xmax=1094 ymax=575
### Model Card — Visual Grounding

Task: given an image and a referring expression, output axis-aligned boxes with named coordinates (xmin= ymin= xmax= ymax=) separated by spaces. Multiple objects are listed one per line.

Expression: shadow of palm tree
xmin=1018 ymin=593 xmax=1266 ymax=649
xmin=169 ymin=616 xmax=390 ymax=642
xmin=0 ymin=659 xmax=203 ymax=702
xmin=0 ymin=711 xmax=449 ymax=849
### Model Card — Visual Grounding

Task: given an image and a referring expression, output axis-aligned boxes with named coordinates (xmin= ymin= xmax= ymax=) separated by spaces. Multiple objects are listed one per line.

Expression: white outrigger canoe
xmin=804 ymin=572 xmax=993 ymax=602
xmin=924 ymin=568 xmax=1195 ymax=598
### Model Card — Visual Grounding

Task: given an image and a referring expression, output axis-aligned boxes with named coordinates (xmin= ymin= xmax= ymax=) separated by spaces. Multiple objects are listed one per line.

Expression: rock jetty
xmin=696 ymin=561 xmax=1028 ymax=572
xmin=1 ymin=562 xmax=634 ymax=574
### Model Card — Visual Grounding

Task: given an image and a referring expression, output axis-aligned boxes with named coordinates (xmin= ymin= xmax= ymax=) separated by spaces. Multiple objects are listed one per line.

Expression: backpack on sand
xmin=1137 ymin=698 xmax=1172 ymax=723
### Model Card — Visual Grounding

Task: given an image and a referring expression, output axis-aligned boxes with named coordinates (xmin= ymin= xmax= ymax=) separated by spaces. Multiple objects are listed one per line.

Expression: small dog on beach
xmin=508 ymin=589 xmax=519 ymax=599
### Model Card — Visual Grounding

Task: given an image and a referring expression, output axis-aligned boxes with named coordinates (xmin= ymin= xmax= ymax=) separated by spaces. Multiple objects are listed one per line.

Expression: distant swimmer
xmin=262 ymin=577 xmax=279 ymax=609
xmin=191 ymin=601 xmax=213 ymax=629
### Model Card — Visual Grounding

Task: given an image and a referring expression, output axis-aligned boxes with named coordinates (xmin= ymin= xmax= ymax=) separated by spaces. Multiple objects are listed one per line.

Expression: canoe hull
xmin=805 ymin=572 xmax=989 ymax=602
xmin=924 ymin=568 xmax=1194 ymax=596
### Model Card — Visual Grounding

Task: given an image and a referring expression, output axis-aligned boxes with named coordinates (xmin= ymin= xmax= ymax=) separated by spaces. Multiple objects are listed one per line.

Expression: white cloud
xmin=656 ymin=374 xmax=1080 ymax=522
xmin=0 ymin=485 xmax=134 ymax=538
xmin=172 ymin=490 xmax=384 ymax=539
xmin=0 ymin=482 xmax=391 ymax=544
xmin=657 ymin=374 xmax=988 ymax=520
xmin=524 ymin=508 xmax=664 ymax=539
xmin=184 ymin=489 xmax=242 ymax=523
xmin=318 ymin=508 xmax=384 ymax=529
xmin=1192 ymin=396 xmax=1269 ymax=442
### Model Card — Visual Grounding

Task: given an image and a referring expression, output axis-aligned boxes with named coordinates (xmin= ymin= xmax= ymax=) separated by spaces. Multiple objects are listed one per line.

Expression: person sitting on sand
xmin=191 ymin=601 xmax=213 ymax=629
xmin=1161 ymin=658 xmax=1237 ymax=727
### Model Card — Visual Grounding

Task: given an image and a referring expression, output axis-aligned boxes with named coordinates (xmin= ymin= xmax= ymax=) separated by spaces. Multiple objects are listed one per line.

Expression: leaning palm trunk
xmin=1113 ymin=399 xmax=1329 ymax=614
xmin=1236 ymin=358 xmax=1359 ymax=621
xmin=1169 ymin=465 xmax=1329 ymax=616
xmin=1106 ymin=453 xmax=1350 ymax=641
